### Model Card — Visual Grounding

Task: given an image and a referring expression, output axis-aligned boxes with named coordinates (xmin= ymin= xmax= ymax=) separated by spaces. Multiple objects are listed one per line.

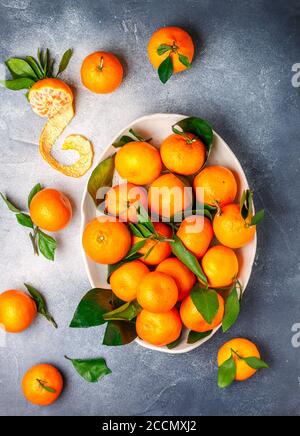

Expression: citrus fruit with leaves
xmin=180 ymin=292 xmax=224 ymax=333
xmin=29 ymin=78 xmax=73 ymax=118
xmin=156 ymin=258 xmax=196 ymax=301
xmin=194 ymin=165 xmax=237 ymax=207
xmin=218 ymin=338 xmax=268 ymax=386
xmin=132 ymin=222 xmax=172 ymax=265
xmin=105 ymin=183 xmax=147 ymax=222
xmin=177 ymin=216 xmax=213 ymax=258
xmin=0 ymin=290 xmax=37 ymax=333
xmin=160 ymin=133 xmax=206 ymax=175
xmin=22 ymin=364 xmax=63 ymax=406
xmin=202 ymin=245 xmax=239 ymax=288
xmin=82 ymin=216 xmax=131 ymax=264
xmin=110 ymin=260 xmax=150 ymax=302
xmin=30 ymin=188 xmax=72 ymax=232
xmin=137 ymin=271 xmax=178 ymax=313
xmin=148 ymin=26 xmax=194 ymax=83
xmin=136 ymin=308 xmax=182 ymax=347
xmin=213 ymin=203 xmax=256 ymax=249
xmin=148 ymin=173 xmax=192 ymax=219
xmin=81 ymin=51 xmax=123 ymax=94
xmin=115 ymin=141 xmax=162 ymax=185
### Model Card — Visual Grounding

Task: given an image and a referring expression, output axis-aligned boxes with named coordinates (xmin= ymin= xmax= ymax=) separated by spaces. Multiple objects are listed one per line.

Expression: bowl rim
xmin=80 ymin=113 xmax=257 ymax=354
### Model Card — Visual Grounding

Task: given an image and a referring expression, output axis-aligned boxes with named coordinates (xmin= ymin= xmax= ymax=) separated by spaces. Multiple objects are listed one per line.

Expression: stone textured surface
xmin=0 ymin=0 xmax=299 ymax=416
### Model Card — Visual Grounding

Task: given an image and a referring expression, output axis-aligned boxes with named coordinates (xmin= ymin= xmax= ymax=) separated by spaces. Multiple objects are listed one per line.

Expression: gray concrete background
xmin=0 ymin=0 xmax=299 ymax=416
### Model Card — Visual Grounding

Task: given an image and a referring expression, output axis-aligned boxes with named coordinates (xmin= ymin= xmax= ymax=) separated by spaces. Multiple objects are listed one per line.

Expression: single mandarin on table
xmin=148 ymin=26 xmax=194 ymax=74
xmin=82 ymin=216 xmax=131 ymax=264
xmin=177 ymin=216 xmax=213 ymax=258
xmin=202 ymin=245 xmax=239 ymax=288
xmin=110 ymin=260 xmax=150 ymax=302
xmin=194 ymin=165 xmax=238 ymax=207
xmin=136 ymin=308 xmax=182 ymax=347
xmin=22 ymin=364 xmax=63 ymax=406
xmin=137 ymin=271 xmax=178 ymax=313
xmin=0 ymin=290 xmax=37 ymax=333
xmin=180 ymin=293 xmax=224 ymax=333
xmin=115 ymin=141 xmax=162 ymax=185
xmin=160 ymin=133 xmax=206 ymax=175
xmin=133 ymin=222 xmax=172 ymax=265
xmin=30 ymin=188 xmax=72 ymax=232
xmin=81 ymin=51 xmax=123 ymax=94
xmin=218 ymin=338 xmax=261 ymax=381
xmin=213 ymin=203 xmax=256 ymax=249
xmin=29 ymin=78 xmax=73 ymax=118
xmin=156 ymin=258 xmax=196 ymax=301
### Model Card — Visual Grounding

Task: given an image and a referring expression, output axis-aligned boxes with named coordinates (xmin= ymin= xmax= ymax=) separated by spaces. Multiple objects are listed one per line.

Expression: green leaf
xmin=243 ymin=357 xmax=269 ymax=370
xmin=128 ymin=129 xmax=145 ymax=142
xmin=126 ymin=240 xmax=147 ymax=257
xmin=222 ymin=285 xmax=240 ymax=333
xmin=16 ymin=213 xmax=34 ymax=229
xmin=37 ymin=48 xmax=44 ymax=71
xmin=65 ymin=355 xmax=111 ymax=383
xmin=173 ymin=117 xmax=214 ymax=161
xmin=0 ymin=192 xmax=20 ymax=213
xmin=158 ymin=55 xmax=173 ymax=84
xmin=136 ymin=203 xmax=155 ymax=233
xmin=113 ymin=135 xmax=134 ymax=148
xmin=170 ymin=235 xmax=208 ymax=284
xmin=70 ymin=288 xmax=113 ymax=328
xmin=178 ymin=53 xmax=191 ymax=68
xmin=28 ymin=183 xmax=43 ymax=208
xmin=88 ymin=155 xmax=115 ymax=206
xmin=103 ymin=301 xmax=142 ymax=322
xmin=187 ymin=330 xmax=213 ymax=344
xmin=157 ymin=44 xmax=173 ymax=56
xmin=0 ymin=78 xmax=35 ymax=90
xmin=37 ymin=230 xmax=57 ymax=261
xmin=24 ymin=283 xmax=57 ymax=328
xmin=128 ymin=223 xmax=144 ymax=238
xmin=190 ymin=285 xmax=219 ymax=324
xmin=240 ymin=189 xmax=253 ymax=220
xmin=133 ymin=223 xmax=153 ymax=238
xmin=43 ymin=48 xmax=49 ymax=77
xmin=166 ymin=332 xmax=183 ymax=349
xmin=57 ymin=49 xmax=73 ymax=76
xmin=5 ymin=58 xmax=38 ymax=80
xmin=218 ymin=355 xmax=236 ymax=389
xmin=36 ymin=379 xmax=56 ymax=393
xmin=103 ymin=320 xmax=137 ymax=346
xmin=25 ymin=56 xmax=44 ymax=79
xmin=251 ymin=209 xmax=265 ymax=226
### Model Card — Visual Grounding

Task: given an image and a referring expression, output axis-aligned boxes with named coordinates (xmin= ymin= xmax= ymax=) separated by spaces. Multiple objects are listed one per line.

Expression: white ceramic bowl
xmin=81 ymin=113 xmax=257 ymax=354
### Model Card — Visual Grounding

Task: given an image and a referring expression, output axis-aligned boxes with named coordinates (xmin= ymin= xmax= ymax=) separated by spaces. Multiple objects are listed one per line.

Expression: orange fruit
xmin=115 ymin=141 xmax=162 ymax=185
xmin=136 ymin=308 xmax=182 ymax=347
xmin=156 ymin=258 xmax=196 ymax=301
xmin=213 ymin=203 xmax=256 ymax=249
xmin=29 ymin=78 xmax=73 ymax=118
xmin=0 ymin=290 xmax=37 ymax=333
xmin=80 ymin=51 xmax=123 ymax=94
xmin=177 ymin=216 xmax=213 ymax=258
xmin=110 ymin=260 xmax=150 ymax=302
xmin=82 ymin=216 xmax=131 ymax=264
xmin=180 ymin=293 xmax=224 ymax=333
xmin=194 ymin=166 xmax=238 ymax=207
xmin=160 ymin=133 xmax=206 ymax=175
xmin=148 ymin=173 xmax=192 ymax=219
xmin=30 ymin=188 xmax=72 ymax=232
xmin=202 ymin=245 xmax=239 ymax=288
xmin=137 ymin=271 xmax=178 ymax=313
xmin=22 ymin=364 xmax=63 ymax=406
xmin=148 ymin=26 xmax=194 ymax=74
xmin=105 ymin=183 xmax=147 ymax=223
xmin=133 ymin=222 xmax=172 ymax=265
xmin=218 ymin=338 xmax=261 ymax=381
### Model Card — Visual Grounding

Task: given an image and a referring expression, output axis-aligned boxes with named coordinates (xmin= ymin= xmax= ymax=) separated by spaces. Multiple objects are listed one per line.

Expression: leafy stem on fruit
xmin=0 ymin=185 xmax=57 ymax=261
xmin=240 ymin=189 xmax=265 ymax=227
xmin=36 ymin=379 xmax=56 ymax=394
xmin=172 ymin=125 xmax=197 ymax=144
